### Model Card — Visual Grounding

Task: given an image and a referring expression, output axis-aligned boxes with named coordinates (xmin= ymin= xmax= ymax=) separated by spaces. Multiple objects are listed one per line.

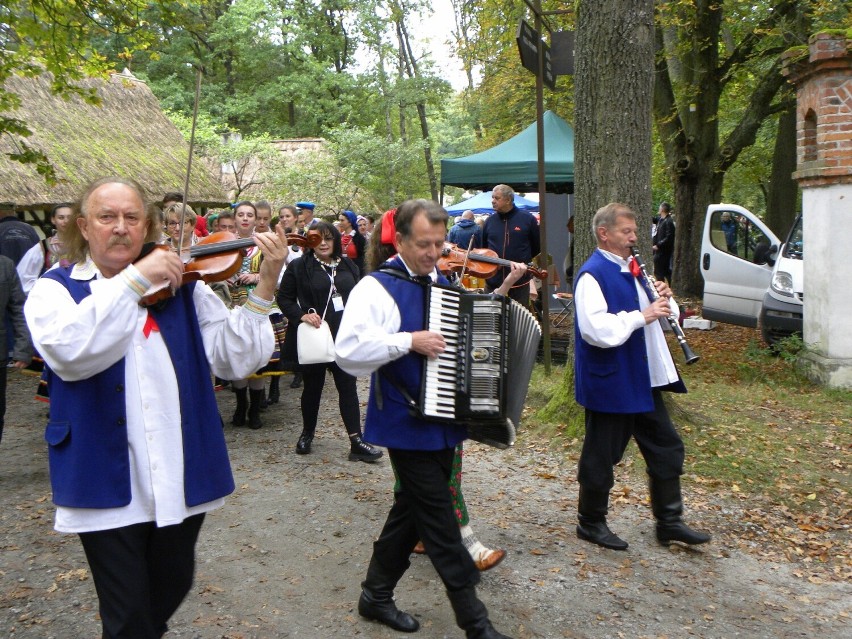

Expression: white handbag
xmin=296 ymin=285 xmax=336 ymax=365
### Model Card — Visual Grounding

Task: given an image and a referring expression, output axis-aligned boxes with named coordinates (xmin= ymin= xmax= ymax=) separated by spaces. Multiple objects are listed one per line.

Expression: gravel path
xmin=1 ymin=371 xmax=849 ymax=638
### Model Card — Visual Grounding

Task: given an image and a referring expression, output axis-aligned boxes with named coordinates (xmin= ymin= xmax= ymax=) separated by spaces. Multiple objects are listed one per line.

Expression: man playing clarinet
xmin=573 ymin=202 xmax=710 ymax=551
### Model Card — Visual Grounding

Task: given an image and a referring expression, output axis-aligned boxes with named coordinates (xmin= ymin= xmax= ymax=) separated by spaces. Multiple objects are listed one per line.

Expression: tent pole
xmin=534 ymin=1 xmax=553 ymax=375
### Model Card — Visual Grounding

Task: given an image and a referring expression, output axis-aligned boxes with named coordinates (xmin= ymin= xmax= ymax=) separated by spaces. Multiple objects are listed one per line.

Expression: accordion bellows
xmin=421 ymin=285 xmax=542 ymax=448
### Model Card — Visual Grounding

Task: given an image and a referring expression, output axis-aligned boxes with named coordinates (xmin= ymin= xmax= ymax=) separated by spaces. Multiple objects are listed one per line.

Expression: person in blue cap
xmin=296 ymin=202 xmax=317 ymax=231
xmin=338 ymin=210 xmax=366 ymax=275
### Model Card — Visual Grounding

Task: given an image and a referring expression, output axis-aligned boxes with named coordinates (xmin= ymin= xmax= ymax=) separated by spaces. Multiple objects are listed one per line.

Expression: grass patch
xmin=522 ymin=325 xmax=851 ymax=519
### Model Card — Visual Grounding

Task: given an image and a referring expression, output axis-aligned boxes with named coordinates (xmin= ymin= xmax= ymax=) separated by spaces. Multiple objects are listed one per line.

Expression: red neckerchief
xmin=628 ymin=256 xmax=641 ymax=277
xmin=142 ymin=312 xmax=160 ymax=338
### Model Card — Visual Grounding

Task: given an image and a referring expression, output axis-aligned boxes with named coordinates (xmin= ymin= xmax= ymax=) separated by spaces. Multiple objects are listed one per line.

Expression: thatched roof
xmin=0 ymin=70 xmax=229 ymax=211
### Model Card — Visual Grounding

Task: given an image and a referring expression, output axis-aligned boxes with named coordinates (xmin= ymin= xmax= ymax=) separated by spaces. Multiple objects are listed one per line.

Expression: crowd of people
xmin=6 ymin=181 xmax=710 ymax=639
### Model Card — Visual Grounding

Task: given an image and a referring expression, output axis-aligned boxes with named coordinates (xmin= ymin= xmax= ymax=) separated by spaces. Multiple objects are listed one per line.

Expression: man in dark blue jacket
xmin=652 ymin=201 xmax=675 ymax=283
xmin=447 ymin=210 xmax=482 ymax=249
xmin=481 ymin=185 xmax=540 ymax=306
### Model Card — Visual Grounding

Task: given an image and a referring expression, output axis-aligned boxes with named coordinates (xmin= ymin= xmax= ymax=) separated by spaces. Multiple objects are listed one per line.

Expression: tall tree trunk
xmin=765 ymin=106 xmax=799 ymax=237
xmin=575 ymin=0 xmax=655 ymax=263
xmin=395 ymin=18 xmax=438 ymax=201
xmin=551 ymin=0 xmax=655 ymax=429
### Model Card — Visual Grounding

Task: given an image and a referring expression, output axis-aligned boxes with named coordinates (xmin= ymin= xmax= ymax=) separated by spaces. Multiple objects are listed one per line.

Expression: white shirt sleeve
xmin=17 ymin=242 xmax=45 ymax=295
xmin=25 ymin=266 xmax=274 ymax=382
xmin=334 ymin=276 xmax=413 ymax=377
xmin=574 ymin=267 xmax=681 ymax=387
xmin=575 ymin=272 xmax=646 ymax=348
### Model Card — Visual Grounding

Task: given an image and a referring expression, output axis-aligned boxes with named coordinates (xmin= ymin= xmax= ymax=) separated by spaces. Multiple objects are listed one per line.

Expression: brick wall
xmin=783 ymin=32 xmax=852 ymax=188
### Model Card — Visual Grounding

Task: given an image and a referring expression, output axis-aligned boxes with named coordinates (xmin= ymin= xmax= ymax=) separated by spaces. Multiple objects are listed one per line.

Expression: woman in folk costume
xmin=364 ymin=209 xmax=507 ymax=571
xmin=227 ymin=201 xmax=270 ymax=429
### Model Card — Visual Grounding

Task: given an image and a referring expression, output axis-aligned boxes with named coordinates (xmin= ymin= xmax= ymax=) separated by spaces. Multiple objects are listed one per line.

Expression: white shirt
xmin=17 ymin=241 xmax=45 ymax=294
xmin=575 ymin=249 xmax=680 ymax=389
xmin=25 ymin=257 xmax=275 ymax=533
xmin=335 ymin=257 xmax=435 ymax=377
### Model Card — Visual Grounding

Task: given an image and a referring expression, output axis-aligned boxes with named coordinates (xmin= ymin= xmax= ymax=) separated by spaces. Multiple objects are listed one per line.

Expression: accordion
xmin=420 ymin=285 xmax=542 ymax=448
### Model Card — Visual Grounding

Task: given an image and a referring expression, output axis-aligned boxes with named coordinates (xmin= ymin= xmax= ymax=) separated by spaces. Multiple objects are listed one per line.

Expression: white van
xmin=699 ymin=204 xmax=803 ymax=345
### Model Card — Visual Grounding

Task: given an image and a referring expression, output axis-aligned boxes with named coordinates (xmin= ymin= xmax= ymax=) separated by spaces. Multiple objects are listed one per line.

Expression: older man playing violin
xmin=24 ymin=177 xmax=289 ymax=639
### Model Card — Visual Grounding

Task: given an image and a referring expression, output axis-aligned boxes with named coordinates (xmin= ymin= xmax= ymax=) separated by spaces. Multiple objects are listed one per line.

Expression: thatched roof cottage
xmin=0 ymin=69 xmax=228 ymax=232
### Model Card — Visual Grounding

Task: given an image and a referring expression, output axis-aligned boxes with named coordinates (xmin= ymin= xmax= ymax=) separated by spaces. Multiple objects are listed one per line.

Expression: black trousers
xmin=577 ymin=390 xmax=685 ymax=493
xmin=300 ymin=361 xmax=361 ymax=437
xmin=653 ymin=250 xmax=673 ymax=283
xmin=372 ymin=447 xmax=479 ymax=593
xmin=78 ymin=513 xmax=205 ymax=639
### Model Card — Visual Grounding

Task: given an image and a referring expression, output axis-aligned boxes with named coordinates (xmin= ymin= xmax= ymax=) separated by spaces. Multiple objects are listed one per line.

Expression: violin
xmin=140 ymin=230 xmax=321 ymax=307
xmin=437 ymin=243 xmax=547 ymax=280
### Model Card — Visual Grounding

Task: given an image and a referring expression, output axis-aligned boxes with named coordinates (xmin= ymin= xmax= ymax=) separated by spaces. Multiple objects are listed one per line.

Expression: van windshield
xmin=782 ymin=216 xmax=803 ymax=260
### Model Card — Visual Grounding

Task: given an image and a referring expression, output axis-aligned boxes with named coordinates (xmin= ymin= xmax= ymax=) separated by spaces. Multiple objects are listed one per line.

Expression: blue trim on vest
xmin=363 ymin=258 xmax=467 ymax=450
xmin=42 ymin=267 xmax=234 ymax=508
xmin=574 ymin=252 xmax=655 ymax=414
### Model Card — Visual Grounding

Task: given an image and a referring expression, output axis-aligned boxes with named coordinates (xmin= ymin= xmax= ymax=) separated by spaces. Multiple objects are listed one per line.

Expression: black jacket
xmin=0 ymin=255 xmax=32 ymax=363
xmin=654 ymin=215 xmax=675 ymax=254
xmin=277 ymin=253 xmax=360 ymax=338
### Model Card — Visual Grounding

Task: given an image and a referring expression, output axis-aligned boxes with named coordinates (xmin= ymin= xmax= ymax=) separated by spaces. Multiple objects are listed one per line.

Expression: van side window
xmin=710 ymin=211 xmax=771 ymax=264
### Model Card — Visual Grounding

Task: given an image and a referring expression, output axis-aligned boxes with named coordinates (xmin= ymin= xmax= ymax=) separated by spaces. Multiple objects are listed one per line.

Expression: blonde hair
xmin=163 ymin=201 xmax=198 ymax=226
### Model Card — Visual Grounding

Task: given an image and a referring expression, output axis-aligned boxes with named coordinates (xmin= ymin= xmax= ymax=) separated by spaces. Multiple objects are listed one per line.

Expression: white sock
xmin=460 ymin=525 xmax=487 ymax=561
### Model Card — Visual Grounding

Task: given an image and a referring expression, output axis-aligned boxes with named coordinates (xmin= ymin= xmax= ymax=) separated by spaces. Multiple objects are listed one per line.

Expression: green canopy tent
xmin=440 ymin=110 xmax=574 ymax=195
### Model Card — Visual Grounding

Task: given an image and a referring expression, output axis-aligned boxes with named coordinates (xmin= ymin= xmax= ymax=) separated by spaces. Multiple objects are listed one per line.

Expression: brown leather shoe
xmin=473 ymin=548 xmax=507 ymax=571
xmin=412 ymin=541 xmax=425 ymax=554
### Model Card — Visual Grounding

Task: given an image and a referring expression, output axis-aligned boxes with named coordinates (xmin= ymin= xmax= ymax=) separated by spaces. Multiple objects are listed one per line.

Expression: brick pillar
xmin=782 ymin=32 xmax=852 ymax=388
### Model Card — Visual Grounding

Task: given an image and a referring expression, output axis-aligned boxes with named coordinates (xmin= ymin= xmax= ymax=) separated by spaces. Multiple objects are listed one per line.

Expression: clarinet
xmin=630 ymin=247 xmax=699 ymax=365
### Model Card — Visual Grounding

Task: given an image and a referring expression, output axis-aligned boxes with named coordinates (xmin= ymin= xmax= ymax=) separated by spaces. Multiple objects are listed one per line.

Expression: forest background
xmin=0 ymin=0 xmax=849 ymax=297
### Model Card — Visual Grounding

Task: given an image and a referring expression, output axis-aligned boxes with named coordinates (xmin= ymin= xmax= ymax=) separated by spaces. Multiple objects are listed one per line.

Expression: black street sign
xmin=516 ymin=19 xmax=556 ymax=90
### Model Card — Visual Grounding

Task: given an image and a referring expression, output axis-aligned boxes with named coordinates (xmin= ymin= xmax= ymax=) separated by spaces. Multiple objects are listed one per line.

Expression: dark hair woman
xmin=277 ymin=221 xmax=382 ymax=462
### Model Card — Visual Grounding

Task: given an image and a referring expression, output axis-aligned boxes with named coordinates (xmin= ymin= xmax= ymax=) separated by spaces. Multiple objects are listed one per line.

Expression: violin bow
xmin=177 ymin=66 xmax=203 ymax=252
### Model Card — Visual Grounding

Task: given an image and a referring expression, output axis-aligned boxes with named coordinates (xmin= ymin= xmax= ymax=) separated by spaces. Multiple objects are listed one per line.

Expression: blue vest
xmin=363 ymin=259 xmax=468 ymax=451
xmin=574 ymin=251 xmax=656 ymax=414
xmin=42 ymin=267 xmax=235 ymax=508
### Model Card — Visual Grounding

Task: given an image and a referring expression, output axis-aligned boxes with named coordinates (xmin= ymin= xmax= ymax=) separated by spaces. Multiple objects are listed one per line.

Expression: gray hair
xmin=493 ymin=184 xmax=514 ymax=202
xmin=65 ymin=177 xmax=160 ymax=264
xmin=591 ymin=202 xmax=636 ymax=243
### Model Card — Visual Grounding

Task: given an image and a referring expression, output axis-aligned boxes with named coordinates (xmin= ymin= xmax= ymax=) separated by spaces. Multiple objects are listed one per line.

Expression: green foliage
xmin=0 ymin=0 xmax=153 ymax=181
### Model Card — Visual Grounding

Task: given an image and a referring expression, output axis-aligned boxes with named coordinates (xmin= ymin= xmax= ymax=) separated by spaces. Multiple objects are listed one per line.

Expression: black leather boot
xmin=447 ymin=587 xmax=513 ymax=639
xmin=289 ymin=371 xmax=303 ymax=388
xmin=576 ymin=487 xmax=628 ymax=551
xmin=349 ymin=434 xmax=383 ymax=462
xmin=295 ymin=430 xmax=313 ymax=454
xmin=231 ymin=387 xmax=248 ymax=427
xmin=358 ymin=557 xmax=419 ymax=633
xmin=248 ymin=389 xmax=264 ymax=430
xmin=267 ymin=377 xmax=280 ymax=404
xmin=258 ymin=388 xmax=268 ymax=411
xmin=650 ymin=477 xmax=711 ymax=545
